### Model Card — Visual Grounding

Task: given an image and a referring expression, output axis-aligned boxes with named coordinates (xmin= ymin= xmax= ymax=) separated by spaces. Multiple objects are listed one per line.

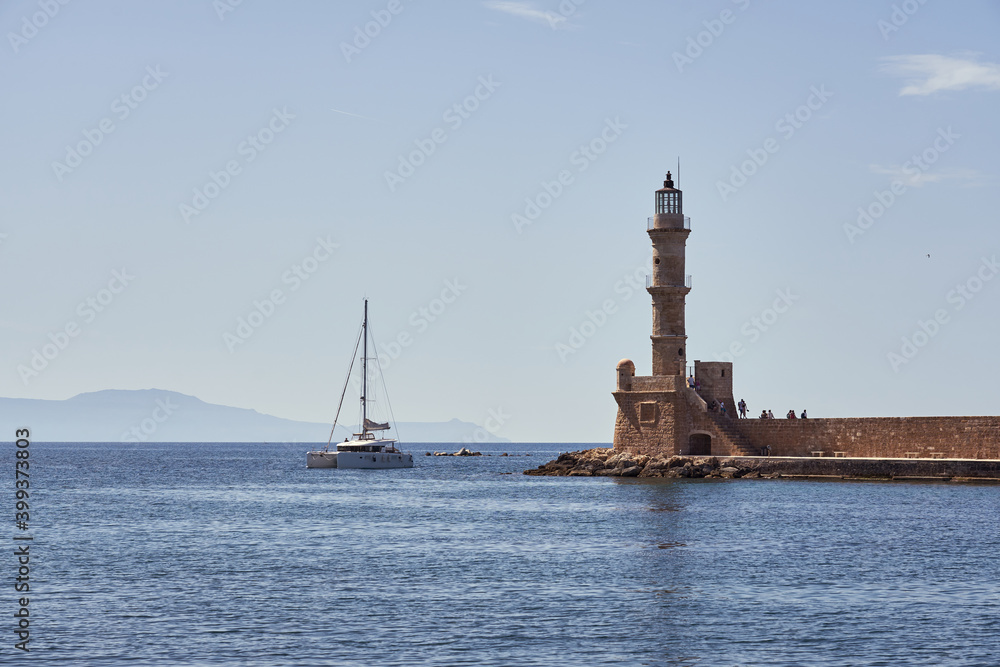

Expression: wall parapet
xmin=730 ymin=416 xmax=1000 ymax=460
xmin=630 ymin=375 xmax=682 ymax=392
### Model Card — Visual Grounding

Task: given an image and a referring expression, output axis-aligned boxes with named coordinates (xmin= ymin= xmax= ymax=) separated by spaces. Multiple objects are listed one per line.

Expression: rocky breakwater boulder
xmin=525 ymin=449 xmax=767 ymax=479
xmin=430 ymin=447 xmax=482 ymax=457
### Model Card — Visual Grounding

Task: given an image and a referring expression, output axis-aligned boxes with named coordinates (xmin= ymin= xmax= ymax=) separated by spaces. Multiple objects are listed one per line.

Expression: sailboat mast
xmin=361 ymin=299 xmax=368 ymax=433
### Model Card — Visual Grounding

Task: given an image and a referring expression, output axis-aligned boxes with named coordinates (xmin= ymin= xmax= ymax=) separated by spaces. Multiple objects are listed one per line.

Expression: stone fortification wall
xmin=730 ymin=417 xmax=1000 ymax=459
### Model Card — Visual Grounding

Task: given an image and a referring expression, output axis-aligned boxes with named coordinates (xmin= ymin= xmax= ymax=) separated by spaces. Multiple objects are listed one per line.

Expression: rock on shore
xmin=523 ymin=448 xmax=764 ymax=479
xmin=523 ymin=448 xmax=1000 ymax=481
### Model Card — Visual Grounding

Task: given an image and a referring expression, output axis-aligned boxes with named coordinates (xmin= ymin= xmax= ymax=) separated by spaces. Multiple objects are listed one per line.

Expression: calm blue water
xmin=6 ymin=442 xmax=1000 ymax=666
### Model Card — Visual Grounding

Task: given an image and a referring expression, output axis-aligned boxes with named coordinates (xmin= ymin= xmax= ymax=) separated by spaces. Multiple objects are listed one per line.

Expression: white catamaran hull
xmin=336 ymin=451 xmax=413 ymax=469
xmin=305 ymin=451 xmax=338 ymax=468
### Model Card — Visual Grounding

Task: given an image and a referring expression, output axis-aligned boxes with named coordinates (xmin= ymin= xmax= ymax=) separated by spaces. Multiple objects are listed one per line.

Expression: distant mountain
xmin=0 ymin=389 xmax=510 ymax=444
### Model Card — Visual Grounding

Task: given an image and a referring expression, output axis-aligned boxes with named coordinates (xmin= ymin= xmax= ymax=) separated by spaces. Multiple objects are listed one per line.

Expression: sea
xmin=5 ymin=441 xmax=1000 ymax=666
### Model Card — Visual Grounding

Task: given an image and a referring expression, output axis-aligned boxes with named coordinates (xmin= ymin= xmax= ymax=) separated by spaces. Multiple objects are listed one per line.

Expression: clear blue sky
xmin=2 ymin=0 xmax=998 ymax=442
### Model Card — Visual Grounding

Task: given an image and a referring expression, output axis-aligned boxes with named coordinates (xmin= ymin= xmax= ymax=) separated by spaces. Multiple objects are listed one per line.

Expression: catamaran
xmin=306 ymin=299 xmax=414 ymax=469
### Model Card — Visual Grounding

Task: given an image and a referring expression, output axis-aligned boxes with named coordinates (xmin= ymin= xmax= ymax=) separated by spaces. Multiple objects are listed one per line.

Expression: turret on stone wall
xmin=693 ymin=360 xmax=735 ymax=415
xmin=616 ymin=359 xmax=635 ymax=391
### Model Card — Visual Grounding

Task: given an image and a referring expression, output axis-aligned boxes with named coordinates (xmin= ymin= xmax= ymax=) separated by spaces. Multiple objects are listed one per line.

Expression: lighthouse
xmin=608 ymin=170 xmax=1000 ymax=462
xmin=648 ymin=172 xmax=691 ymax=377
xmin=613 ymin=171 xmax=735 ymax=457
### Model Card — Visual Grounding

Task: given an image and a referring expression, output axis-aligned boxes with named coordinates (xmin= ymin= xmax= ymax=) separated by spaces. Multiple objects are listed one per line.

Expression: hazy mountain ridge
xmin=0 ymin=389 xmax=510 ymax=443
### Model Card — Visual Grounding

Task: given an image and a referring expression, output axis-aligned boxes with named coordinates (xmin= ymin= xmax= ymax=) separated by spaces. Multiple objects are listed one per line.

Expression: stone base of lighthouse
xmin=612 ymin=360 xmax=747 ymax=457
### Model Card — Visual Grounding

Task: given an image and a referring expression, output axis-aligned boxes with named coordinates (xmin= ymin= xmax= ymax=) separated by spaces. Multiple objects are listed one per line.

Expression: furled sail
xmin=364 ymin=418 xmax=390 ymax=431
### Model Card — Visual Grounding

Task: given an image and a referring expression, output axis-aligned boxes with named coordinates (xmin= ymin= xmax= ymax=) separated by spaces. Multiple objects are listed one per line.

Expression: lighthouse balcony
xmin=648 ymin=215 xmax=691 ymax=231
xmin=647 ymin=274 xmax=692 ymax=289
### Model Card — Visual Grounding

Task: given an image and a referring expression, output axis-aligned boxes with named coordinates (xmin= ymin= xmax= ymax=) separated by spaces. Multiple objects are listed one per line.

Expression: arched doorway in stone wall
xmin=689 ymin=433 xmax=712 ymax=456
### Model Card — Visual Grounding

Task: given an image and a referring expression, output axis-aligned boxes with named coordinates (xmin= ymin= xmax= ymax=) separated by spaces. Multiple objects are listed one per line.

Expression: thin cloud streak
xmin=330 ymin=108 xmax=380 ymax=121
xmin=869 ymin=164 xmax=985 ymax=188
xmin=483 ymin=1 xmax=565 ymax=28
xmin=881 ymin=54 xmax=1000 ymax=96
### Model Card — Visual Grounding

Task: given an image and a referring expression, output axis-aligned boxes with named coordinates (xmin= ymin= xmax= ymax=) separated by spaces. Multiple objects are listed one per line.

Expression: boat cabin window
xmin=337 ymin=443 xmax=391 ymax=452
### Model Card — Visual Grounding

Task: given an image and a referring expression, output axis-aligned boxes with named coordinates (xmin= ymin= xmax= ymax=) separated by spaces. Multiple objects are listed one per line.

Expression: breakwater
xmin=524 ymin=448 xmax=1000 ymax=481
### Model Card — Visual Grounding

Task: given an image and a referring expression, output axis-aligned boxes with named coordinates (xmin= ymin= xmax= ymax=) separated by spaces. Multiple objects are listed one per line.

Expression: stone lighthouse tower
xmin=613 ymin=171 xmax=736 ymax=457
xmin=648 ymin=172 xmax=690 ymax=377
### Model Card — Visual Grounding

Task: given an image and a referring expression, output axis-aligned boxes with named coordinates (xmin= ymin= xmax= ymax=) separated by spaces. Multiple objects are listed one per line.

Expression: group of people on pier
xmin=757 ymin=409 xmax=807 ymax=419
xmin=686 ymin=375 xmax=807 ymax=420
xmin=706 ymin=398 xmax=754 ymax=419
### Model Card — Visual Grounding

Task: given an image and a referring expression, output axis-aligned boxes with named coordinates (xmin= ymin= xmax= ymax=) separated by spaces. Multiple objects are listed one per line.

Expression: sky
xmin=1 ymin=0 xmax=998 ymax=442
